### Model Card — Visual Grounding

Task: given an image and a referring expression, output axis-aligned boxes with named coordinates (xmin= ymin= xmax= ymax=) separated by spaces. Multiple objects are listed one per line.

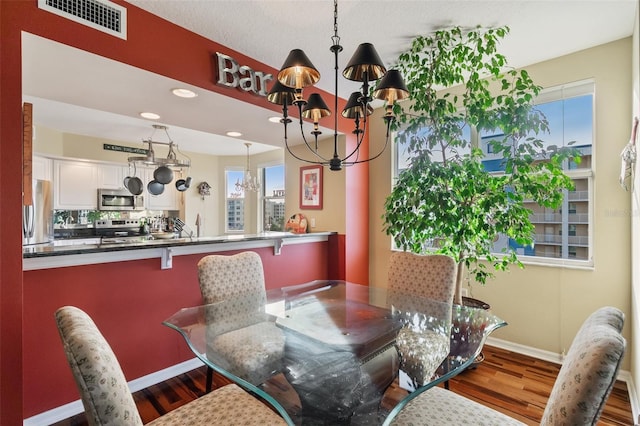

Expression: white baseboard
xmin=486 ymin=337 xmax=639 ymax=424
xmin=23 ymin=357 xmax=204 ymax=426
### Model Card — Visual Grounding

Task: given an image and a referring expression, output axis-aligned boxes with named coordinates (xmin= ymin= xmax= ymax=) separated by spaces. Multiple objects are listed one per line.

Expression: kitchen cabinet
xmin=32 ymin=155 xmax=52 ymax=182
xmin=144 ymin=167 xmax=183 ymax=211
xmin=97 ymin=163 xmax=127 ymax=189
xmin=53 ymin=160 xmax=98 ymax=210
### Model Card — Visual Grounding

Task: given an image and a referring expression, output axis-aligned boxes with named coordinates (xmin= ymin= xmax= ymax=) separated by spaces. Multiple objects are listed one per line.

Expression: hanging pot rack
xmin=127 ymin=125 xmax=191 ymax=169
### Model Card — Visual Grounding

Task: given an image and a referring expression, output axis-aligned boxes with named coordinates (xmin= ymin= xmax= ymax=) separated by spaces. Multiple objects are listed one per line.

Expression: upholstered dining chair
xmin=388 ymin=306 xmax=626 ymax=426
xmin=387 ymin=252 xmax=458 ymax=388
xmin=197 ymin=251 xmax=285 ymax=391
xmin=55 ymin=305 xmax=287 ymax=426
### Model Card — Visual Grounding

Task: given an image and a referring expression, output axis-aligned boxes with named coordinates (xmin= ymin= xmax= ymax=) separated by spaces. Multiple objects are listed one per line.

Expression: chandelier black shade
xmin=342 ymin=43 xmax=387 ymax=82
xmin=342 ymin=91 xmax=374 ymax=120
xmin=277 ymin=49 xmax=321 ymax=90
xmin=268 ymin=0 xmax=409 ymax=171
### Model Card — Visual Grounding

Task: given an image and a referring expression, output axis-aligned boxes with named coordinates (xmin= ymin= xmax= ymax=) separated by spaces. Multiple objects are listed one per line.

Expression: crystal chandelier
xmin=267 ymin=0 xmax=409 ymax=171
xmin=235 ymin=143 xmax=260 ymax=193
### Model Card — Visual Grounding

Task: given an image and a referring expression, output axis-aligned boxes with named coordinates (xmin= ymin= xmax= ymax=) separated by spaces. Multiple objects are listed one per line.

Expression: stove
xmin=94 ymin=219 xmax=141 ymax=238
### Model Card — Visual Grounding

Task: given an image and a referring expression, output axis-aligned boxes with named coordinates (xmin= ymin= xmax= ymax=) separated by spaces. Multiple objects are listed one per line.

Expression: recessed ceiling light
xmin=171 ymin=88 xmax=198 ymax=98
xmin=226 ymin=131 xmax=243 ymax=137
xmin=140 ymin=112 xmax=160 ymax=120
xmin=268 ymin=116 xmax=282 ymax=123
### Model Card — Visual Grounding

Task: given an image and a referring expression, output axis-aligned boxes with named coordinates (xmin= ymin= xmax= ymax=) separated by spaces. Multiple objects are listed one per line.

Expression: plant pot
xmin=450 ymin=297 xmax=491 ymax=370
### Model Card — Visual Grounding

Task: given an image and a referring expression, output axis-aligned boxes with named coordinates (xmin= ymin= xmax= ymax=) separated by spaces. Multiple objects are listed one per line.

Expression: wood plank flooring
xmin=51 ymin=345 xmax=633 ymax=425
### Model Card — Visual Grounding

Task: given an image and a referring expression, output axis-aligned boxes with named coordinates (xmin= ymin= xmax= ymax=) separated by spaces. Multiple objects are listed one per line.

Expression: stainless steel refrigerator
xmin=23 ymin=179 xmax=53 ymax=246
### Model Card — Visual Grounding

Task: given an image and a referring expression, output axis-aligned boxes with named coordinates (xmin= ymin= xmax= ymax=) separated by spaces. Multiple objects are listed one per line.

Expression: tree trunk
xmin=454 ymin=261 xmax=464 ymax=305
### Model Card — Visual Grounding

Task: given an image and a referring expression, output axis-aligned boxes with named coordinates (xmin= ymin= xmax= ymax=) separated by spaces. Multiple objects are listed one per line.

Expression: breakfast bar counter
xmin=22 ymin=231 xmax=340 ymax=421
xmin=23 ymin=232 xmax=335 ymax=270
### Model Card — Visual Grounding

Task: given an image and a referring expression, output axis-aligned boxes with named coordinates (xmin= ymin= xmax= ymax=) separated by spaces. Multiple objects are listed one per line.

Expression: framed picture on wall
xmin=300 ymin=165 xmax=323 ymax=210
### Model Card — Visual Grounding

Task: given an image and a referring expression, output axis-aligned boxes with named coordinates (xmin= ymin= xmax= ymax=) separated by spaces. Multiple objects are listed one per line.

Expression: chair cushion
xmin=390 ymin=386 xmax=525 ymax=426
xmin=147 ymin=383 xmax=287 ymax=425
xmin=206 ymin=321 xmax=285 ymax=384
xmin=396 ymin=328 xmax=450 ymax=389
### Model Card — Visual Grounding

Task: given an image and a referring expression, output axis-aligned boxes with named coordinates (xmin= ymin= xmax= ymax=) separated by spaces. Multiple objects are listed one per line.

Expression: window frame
xmin=391 ymin=79 xmax=595 ymax=269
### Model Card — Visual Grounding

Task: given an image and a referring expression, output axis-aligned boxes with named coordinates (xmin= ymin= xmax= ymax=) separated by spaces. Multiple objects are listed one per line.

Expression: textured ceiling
xmin=22 ymin=0 xmax=638 ymax=156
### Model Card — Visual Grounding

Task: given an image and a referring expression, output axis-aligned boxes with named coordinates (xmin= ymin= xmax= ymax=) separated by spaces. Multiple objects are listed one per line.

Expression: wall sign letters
xmin=215 ymin=52 xmax=272 ymax=97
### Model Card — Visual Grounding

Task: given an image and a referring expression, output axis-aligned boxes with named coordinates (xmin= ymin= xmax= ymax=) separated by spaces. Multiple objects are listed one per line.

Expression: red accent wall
xmin=1 ymin=0 xmax=370 ymax=421
xmin=23 ymin=243 xmax=330 ymax=417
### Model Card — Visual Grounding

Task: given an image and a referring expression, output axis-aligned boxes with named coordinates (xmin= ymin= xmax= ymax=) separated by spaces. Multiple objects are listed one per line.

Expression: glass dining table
xmin=163 ymin=280 xmax=506 ymax=425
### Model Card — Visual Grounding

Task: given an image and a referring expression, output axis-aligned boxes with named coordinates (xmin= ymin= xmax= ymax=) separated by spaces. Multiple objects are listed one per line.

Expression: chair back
xmin=197 ymin=251 xmax=268 ymax=334
xmin=197 ymin=251 xmax=266 ymax=304
xmin=387 ymin=252 xmax=457 ymax=312
xmin=55 ymin=306 xmax=144 ymax=426
xmin=540 ymin=306 xmax=626 ymax=425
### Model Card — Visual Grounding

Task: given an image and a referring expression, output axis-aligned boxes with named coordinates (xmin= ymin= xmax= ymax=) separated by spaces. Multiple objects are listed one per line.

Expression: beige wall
xmin=284 ymin=136 xmax=347 ymax=234
xmin=369 ymin=38 xmax=633 ymax=369
xmin=631 ymin=4 xmax=640 ymax=417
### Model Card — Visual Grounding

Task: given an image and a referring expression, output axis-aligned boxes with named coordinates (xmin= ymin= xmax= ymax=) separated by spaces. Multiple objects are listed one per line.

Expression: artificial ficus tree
xmin=383 ymin=26 xmax=578 ymax=304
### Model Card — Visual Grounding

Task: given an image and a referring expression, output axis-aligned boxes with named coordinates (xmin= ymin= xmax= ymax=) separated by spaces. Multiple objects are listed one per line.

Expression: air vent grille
xmin=38 ymin=0 xmax=127 ymax=40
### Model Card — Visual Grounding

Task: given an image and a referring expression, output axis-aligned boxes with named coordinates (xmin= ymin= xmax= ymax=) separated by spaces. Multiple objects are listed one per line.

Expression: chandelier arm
xmin=343 ymin=117 xmax=393 ymax=166
xmin=297 ymin=113 xmax=331 ymax=162
xmin=279 ymin=107 xmax=325 ymax=165
xmin=342 ymin=127 xmax=366 ymax=162
xmin=342 ymin=107 xmax=368 ymax=162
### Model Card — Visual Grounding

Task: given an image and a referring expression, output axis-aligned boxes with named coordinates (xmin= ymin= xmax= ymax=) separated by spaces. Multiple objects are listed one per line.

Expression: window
xmin=261 ymin=165 xmax=286 ymax=232
xmin=225 ymin=169 xmax=245 ymax=232
xmin=393 ymin=80 xmax=594 ymax=266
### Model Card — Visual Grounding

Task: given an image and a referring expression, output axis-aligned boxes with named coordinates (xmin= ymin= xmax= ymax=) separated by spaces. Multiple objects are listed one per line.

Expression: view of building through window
xmin=394 ymin=81 xmax=594 ymax=264
xmin=225 ymin=165 xmax=285 ymax=233
xmin=225 ymin=169 xmax=244 ymax=232
xmin=263 ymin=165 xmax=285 ymax=231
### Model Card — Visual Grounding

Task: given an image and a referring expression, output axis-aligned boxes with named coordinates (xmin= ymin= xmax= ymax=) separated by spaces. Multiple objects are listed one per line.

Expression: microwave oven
xmin=98 ymin=188 xmax=145 ymax=211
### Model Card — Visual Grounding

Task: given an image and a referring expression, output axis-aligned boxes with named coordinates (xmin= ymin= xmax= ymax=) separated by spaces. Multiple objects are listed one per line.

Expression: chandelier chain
xmin=332 ymin=0 xmax=340 ymax=46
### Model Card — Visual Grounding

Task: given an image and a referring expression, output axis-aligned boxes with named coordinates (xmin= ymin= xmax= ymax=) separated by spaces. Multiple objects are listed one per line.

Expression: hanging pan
xmin=154 ymin=166 xmax=174 ymax=184
xmin=147 ymin=180 xmax=165 ymax=196
xmin=175 ymin=176 xmax=192 ymax=192
xmin=124 ymin=163 xmax=144 ymax=195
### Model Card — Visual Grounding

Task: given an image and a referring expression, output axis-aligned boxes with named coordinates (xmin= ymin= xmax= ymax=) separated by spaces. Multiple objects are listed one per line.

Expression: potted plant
xmin=383 ymin=26 xmax=578 ymax=305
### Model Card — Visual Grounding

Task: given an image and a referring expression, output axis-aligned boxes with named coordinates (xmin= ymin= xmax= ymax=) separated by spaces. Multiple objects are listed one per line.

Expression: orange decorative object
xmin=284 ymin=213 xmax=308 ymax=234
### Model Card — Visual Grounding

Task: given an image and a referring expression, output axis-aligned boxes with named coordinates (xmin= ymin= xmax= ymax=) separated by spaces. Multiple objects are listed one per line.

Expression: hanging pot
xmin=175 ymin=176 xmax=192 ymax=192
xmin=154 ymin=166 xmax=174 ymax=184
xmin=147 ymin=180 xmax=165 ymax=195
xmin=126 ymin=176 xmax=144 ymax=195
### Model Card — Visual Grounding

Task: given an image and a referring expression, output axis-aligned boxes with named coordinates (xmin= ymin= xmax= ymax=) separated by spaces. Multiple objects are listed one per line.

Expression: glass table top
xmin=163 ymin=280 xmax=506 ymax=425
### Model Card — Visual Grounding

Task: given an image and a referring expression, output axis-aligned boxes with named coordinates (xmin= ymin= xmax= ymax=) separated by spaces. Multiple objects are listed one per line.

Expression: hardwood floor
xmin=52 ymin=345 xmax=633 ymax=425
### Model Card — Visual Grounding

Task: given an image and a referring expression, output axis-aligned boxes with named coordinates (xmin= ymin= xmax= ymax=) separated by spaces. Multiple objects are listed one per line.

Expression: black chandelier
xmin=267 ymin=0 xmax=409 ymax=171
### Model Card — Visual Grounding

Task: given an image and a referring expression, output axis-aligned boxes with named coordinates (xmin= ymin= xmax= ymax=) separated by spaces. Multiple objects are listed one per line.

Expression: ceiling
xmin=22 ymin=0 xmax=638 ymax=157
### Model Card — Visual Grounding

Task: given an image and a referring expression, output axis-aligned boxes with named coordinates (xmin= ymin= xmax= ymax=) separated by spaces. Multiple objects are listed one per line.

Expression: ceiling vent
xmin=38 ymin=0 xmax=127 ymax=40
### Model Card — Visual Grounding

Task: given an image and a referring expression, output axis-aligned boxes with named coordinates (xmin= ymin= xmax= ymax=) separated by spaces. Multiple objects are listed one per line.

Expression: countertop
xmin=23 ymin=232 xmax=335 ymax=258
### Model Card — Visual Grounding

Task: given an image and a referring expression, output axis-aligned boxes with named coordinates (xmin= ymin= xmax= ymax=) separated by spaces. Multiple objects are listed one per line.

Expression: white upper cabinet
xmin=97 ymin=163 xmax=127 ymax=189
xmin=32 ymin=155 xmax=52 ymax=182
xmin=53 ymin=160 xmax=98 ymax=210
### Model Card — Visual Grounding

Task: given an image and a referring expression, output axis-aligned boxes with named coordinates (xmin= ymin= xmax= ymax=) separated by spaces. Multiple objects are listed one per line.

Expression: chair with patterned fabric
xmin=388 ymin=306 xmax=626 ymax=426
xmin=387 ymin=252 xmax=458 ymax=389
xmin=55 ymin=305 xmax=287 ymax=426
xmin=197 ymin=251 xmax=285 ymax=391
